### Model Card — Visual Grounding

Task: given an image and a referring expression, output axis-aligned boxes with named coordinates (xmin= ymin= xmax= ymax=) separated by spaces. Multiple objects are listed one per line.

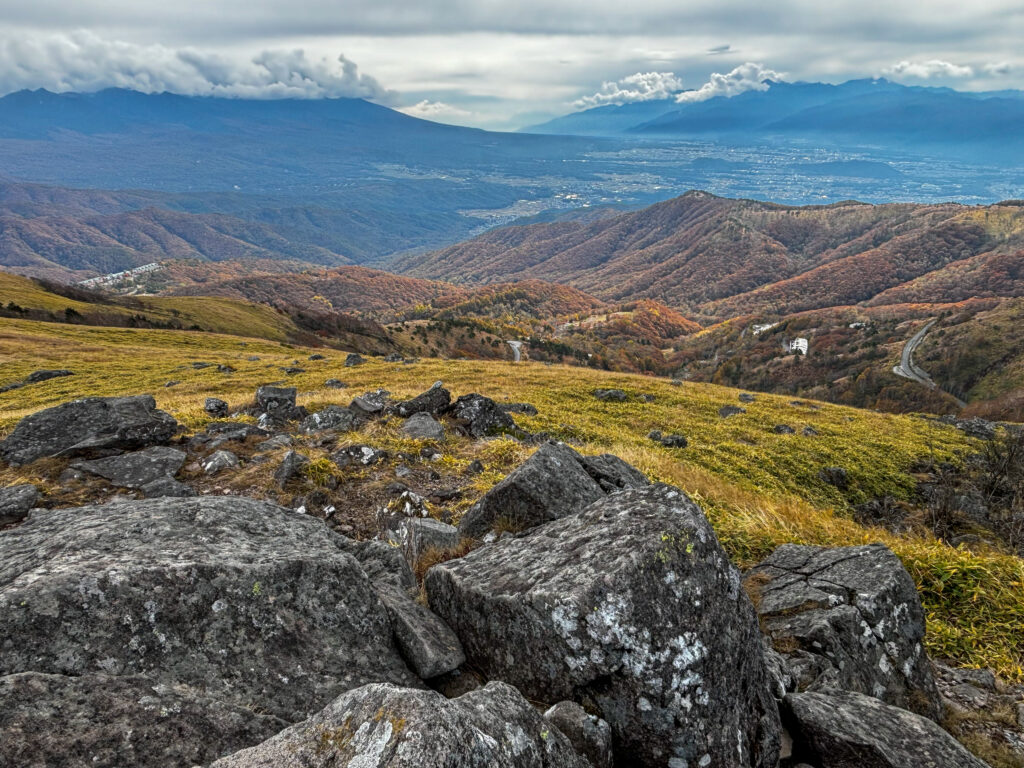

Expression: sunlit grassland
xmin=2 ymin=316 xmax=1023 ymax=679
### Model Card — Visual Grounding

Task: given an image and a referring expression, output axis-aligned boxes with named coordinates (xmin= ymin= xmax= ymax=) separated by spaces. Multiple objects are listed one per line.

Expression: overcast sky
xmin=0 ymin=0 xmax=1022 ymax=129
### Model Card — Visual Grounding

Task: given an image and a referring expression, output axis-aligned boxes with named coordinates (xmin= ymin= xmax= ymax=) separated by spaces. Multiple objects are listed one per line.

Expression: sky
xmin=0 ymin=0 xmax=1022 ymax=130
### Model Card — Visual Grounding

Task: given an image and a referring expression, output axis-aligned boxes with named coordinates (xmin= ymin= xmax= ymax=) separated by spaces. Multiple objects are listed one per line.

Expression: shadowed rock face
xmin=0 ymin=395 xmax=178 ymax=466
xmin=0 ymin=672 xmax=287 ymax=768
xmin=428 ymin=484 xmax=781 ymax=768
xmin=71 ymin=446 xmax=186 ymax=489
xmin=0 ymin=484 xmax=39 ymax=526
xmin=783 ymin=690 xmax=989 ymax=768
xmin=745 ymin=543 xmax=941 ymax=720
xmin=442 ymin=393 xmax=517 ymax=438
xmin=211 ymin=682 xmax=592 ymax=768
xmin=0 ymin=497 xmax=420 ymax=723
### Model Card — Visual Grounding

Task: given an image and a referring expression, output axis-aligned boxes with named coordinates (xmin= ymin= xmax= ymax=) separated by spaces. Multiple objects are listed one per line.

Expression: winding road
xmin=892 ymin=319 xmax=967 ymax=407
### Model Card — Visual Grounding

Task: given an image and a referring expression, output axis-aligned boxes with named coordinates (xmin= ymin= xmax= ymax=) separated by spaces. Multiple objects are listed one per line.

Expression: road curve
xmin=892 ymin=319 xmax=967 ymax=407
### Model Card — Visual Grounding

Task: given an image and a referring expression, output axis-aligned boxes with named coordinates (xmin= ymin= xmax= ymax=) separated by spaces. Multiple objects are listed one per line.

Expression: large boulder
xmin=783 ymin=690 xmax=989 ymax=768
xmin=299 ymin=405 xmax=363 ymax=434
xmin=401 ymin=411 xmax=445 ymax=440
xmin=0 ymin=484 xmax=39 ymax=526
xmin=0 ymin=395 xmax=178 ymax=466
xmin=392 ymin=381 xmax=451 ymax=417
xmin=744 ymin=543 xmax=941 ymax=720
xmin=252 ymin=386 xmax=305 ymax=427
xmin=457 ymin=441 xmax=646 ymax=540
xmin=428 ymin=484 xmax=781 ymax=768
xmin=0 ymin=497 xmax=420 ymax=723
xmin=210 ymin=682 xmax=592 ymax=768
xmin=0 ymin=672 xmax=286 ymax=768
xmin=442 ymin=393 xmax=518 ymax=438
xmin=71 ymin=446 xmax=187 ymax=489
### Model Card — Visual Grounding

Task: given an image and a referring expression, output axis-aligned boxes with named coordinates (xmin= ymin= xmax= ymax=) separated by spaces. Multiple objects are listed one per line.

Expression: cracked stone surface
xmin=745 ymin=543 xmax=941 ymax=720
xmin=428 ymin=483 xmax=781 ymax=768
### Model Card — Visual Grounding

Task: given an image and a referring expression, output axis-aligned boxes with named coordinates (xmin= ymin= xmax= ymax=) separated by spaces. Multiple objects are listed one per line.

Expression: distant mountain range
xmin=527 ymin=78 xmax=1024 ymax=162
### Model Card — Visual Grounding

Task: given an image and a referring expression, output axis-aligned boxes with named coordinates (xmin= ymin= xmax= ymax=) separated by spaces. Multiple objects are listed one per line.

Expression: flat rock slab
xmin=72 ymin=446 xmax=187 ymax=489
xmin=211 ymin=682 xmax=591 ymax=768
xmin=401 ymin=412 xmax=445 ymax=440
xmin=784 ymin=690 xmax=988 ymax=768
xmin=428 ymin=484 xmax=781 ymax=768
xmin=0 ymin=497 xmax=419 ymax=723
xmin=745 ymin=543 xmax=940 ymax=719
xmin=0 ymin=672 xmax=286 ymax=768
xmin=0 ymin=395 xmax=178 ymax=466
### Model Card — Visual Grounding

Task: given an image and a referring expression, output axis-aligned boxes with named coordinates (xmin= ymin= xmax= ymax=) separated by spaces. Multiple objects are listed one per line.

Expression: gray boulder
xmin=140 ymin=476 xmax=195 ymax=498
xmin=350 ymin=388 xmax=391 ymax=416
xmin=344 ymin=352 xmax=365 ymax=367
xmin=593 ymin=388 xmax=628 ymax=401
xmin=0 ymin=497 xmax=420 ymax=722
xmin=428 ymin=484 xmax=781 ymax=768
xmin=401 ymin=411 xmax=445 ymax=440
xmin=578 ymin=453 xmax=650 ymax=492
xmin=0 ymin=672 xmax=285 ymax=768
xmin=719 ymin=405 xmax=746 ymax=418
xmin=299 ymin=405 xmax=362 ymax=434
xmin=739 ymin=393 xmax=757 ymax=403
xmin=25 ymin=369 xmax=73 ymax=383
xmin=500 ymin=402 xmax=539 ymax=416
xmin=0 ymin=484 xmax=39 ymax=526
xmin=388 ymin=517 xmax=460 ymax=568
xmin=72 ymin=446 xmax=187 ymax=489
xmin=203 ymin=449 xmax=239 ymax=475
xmin=323 ymin=378 xmax=347 ymax=389
xmin=392 ymin=381 xmax=451 ymax=417
xmin=457 ymin=442 xmax=604 ymax=539
xmin=377 ymin=585 xmax=466 ymax=679
xmin=544 ymin=701 xmax=614 ymax=768
xmin=745 ymin=543 xmax=941 ymax=719
xmin=0 ymin=395 xmax=178 ymax=466
xmin=211 ymin=682 xmax=591 ymax=768
xmin=442 ymin=393 xmax=517 ymax=438
xmin=783 ymin=690 xmax=988 ymax=768
xmin=252 ymin=386 xmax=304 ymax=427
xmin=204 ymin=398 xmax=229 ymax=417
xmin=274 ymin=450 xmax=309 ymax=488
xmin=332 ymin=444 xmax=387 ymax=468
xmin=818 ymin=466 xmax=850 ymax=490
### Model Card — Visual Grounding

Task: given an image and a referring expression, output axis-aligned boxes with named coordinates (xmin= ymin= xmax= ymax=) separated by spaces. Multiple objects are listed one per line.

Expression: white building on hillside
xmin=789 ymin=338 xmax=809 ymax=355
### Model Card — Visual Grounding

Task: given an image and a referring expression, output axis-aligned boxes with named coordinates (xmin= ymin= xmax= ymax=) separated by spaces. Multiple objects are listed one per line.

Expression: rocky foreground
xmin=0 ymin=384 xmax=1018 ymax=767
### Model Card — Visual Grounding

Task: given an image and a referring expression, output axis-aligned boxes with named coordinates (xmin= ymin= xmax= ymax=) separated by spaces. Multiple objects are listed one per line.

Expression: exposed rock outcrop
xmin=442 ymin=393 xmax=517 ymax=438
xmin=72 ymin=446 xmax=187 ymax=490
xmin=428 ymin=484 xmax=781 ymax=768
xmin=544 ymin=700 xmax=614 ymax=768
xmin=392 ymin=381 xmax=451 ymax=417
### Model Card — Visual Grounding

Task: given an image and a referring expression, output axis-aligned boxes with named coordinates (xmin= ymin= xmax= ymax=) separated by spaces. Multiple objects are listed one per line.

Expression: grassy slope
xmin=1 ymin=317 xmax=1023 ymax=679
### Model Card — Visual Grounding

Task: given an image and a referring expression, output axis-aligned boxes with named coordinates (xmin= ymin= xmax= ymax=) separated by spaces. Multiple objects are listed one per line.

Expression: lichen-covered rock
xmin=0 ymin=497 xmax=420 ymax=723
xmin=783 ymin=690 xmax=988 ymax=768
xmin=72 ymin=447 xmax=187 ymax=489
xmin=332 ymin=444 xmax=388 ymax=468
xmin=392 ymin=381 xmax=451 ymax=417
xmin=401 ymin=411 xmax=445 ymax=440
xmin=0 ymin=395 xmax=178 ymax=466
xmin=0 ymin=672 xmax=286 ymax=768
xmin=350 ymin=389 xmax=390 ymax=416
xmin=388 ymin=517 xmax=460 ymax=568
xmin=544 ymin=701 xmax=614 ymax=768
xmin=274 ymin=450 xmax=309 ymax=488
xmin=252 ymin=386 xmax=305 ymax=427
xmin=344 ymin=352 xmax=365 ymax=367
xmin=745 ymin=543 xmax=941 ymax=720
xmin=205 ymin=398 xmax=229 ymax=417
xmin=299 ymin=405 xmax=363 ymax=434
xmin=457 ymin=441 xmax=605 ymax=539
xmin=578 ymin=452 xmax=650 ymax=492
xmin=442 ymin=393 xmax=517 ymax=438
xmin=428 ymin=484 xmax=781 ymax=768
xmin=818 ymin=466 xmax=849 ymax=490
xmin=719 ymin=405 xmax=746 ymax=418
xmin=210 ymin=682 xmax=592 ymax=768
xmin=25 ymin=369 xmax=73 ymax=383
xmin=203 ymin=449 xmax=240 ymax=474
xmin=0 ymin=484 xmax=39 ymax=526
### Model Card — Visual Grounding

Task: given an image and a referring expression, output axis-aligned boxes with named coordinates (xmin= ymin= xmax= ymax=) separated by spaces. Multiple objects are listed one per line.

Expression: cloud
xmin=399 ymin=100 xmax=471 ymax=119
xmin=675 ymin=62 xmax=783 ymax=103
xmin=983 ymin=61 xmax=1013 ymax=76
xmin=884 ymin=59 xmax=974 ymax=79
xmin=0 ymin=31 xmax=397 ymax=102
xmin=574 ymin=71 xmax=684 ymax=108
xmin=706 ymin=44 xmax=733 ymax=55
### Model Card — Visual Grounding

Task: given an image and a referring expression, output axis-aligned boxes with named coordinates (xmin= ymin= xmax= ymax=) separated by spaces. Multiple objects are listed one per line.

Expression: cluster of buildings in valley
xmin=78 ymin=262 xmax=162 ymax=289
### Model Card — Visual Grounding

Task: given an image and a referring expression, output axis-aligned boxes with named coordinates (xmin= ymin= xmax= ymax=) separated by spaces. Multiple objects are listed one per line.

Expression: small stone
xmin=402 ymin=412 xmax=445 ymax=441
xmin=593 ymin=388 xmax=628 ymax=402
xmin=281 ymin=366 xmax=305 ymax=375
xmin=344 ymin=353 xmax=365 ymax=367
xmin=203 ymin=450 xmax=240 ymax=475
xmin=308 ymin=354 xmax=325 ymax=361
xmin=465 ymin=460 xmax=484 ymax=475
xmin=204 ymin=398 xmax=229 ymax=418
xmin=739 ymin=393 xmax=757 ymax=403
xmin=774 ymin=424 xmax=796 ymax=434
xmin=25 ymin=369 xmax=73 ymax=384
xmin=719 ymin=405 xmax=746 ymax=418
xmin=217 ymin=365 xmax=235 ymax=374
xmin=274 ymin=451 xmax=309 ymax=489
xmin=323 ymin=379 xmax=347 ymax=389
xmin=802 ymin=426 xmax=819 ymax=437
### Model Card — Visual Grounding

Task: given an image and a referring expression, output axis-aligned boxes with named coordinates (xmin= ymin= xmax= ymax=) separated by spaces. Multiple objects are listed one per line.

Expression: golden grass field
xmin=2 ymin=315 xmax=1023 ymax=682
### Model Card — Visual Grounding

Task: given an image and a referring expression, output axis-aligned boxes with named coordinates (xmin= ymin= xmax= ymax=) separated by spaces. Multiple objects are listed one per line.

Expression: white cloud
xmin=675 ymin=62 xmax=783 ymax=103
xmin=884 ymin=59 xmax=974 ymax=79
xmin=399 ymin=100 xmax=471 ymax=119
xmin=983 ymin=61 xmax=1012 ymax=76
xmin=0 ymin=31 xmax=397 ymax=102
xmin=574 ymin=71 xmax=684 ymax=108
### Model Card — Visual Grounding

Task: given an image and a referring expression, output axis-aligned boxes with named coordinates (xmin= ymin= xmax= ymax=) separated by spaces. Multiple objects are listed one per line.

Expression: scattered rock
xmin=25 ymin=369 xmax=73 ymax=383
xmin=774 ymin=424 xmax=796 ymax=434
xmin=0 ymin=672 xmax=286 ymax=768
xmin=783 ymin=690 xmax=987 ymax=768
xmin=802 ymin=426 xmax=819 ymax=437
xmin=938 ymin=414 xmax=998 ymax=440
xmin=745 ymin=543 xmax=941 ymax=719
xmin=0 ymin=497 xmax=420 ymax=723
xmin=217 ymin=364 xmax=235 ymax=374
xmin=323 ymin=378 xmax=347 ymax=389
xmin=72 ymin=446 xmax=187 ymax=490
xmin=0 ymin=484 xmax=39 ymax=526
xmin=465 ymin=459 xmax=484 ymax=475
xmin=739 ymin=392 xmax=757 ymax=403
xmin=210 ymin=682 xmax=591 ymax=768
xmin=255 ymin=434 xmax=292 ymax=452
xmin=401 ymin=412 xmax=445 ymax=440
xmin=350 ymin=388 xmax=391 ymax=416
xmin=388 ymin=517 xmax=461 ymax=569
xmin=500 ymin=402 xmax=539 ymax=416
xmin=308 ymin=353 xmax=325 ymax=361
xmin=280 ymin=366 xmax=305 ymax=375
xmin=442 ymin=393 xmax=517 ymax=438
xmin=428 ymin=484 xmax=781 ymax=768
xmin=818 ymin=466 xmax=849 ymax=490
xmin=0 ymin=395 xmax=178 ymax=466
xmin=376 ymin=490 xmax=432 ymax=535
xmin=648 ymin=429 xmax=687 ymax=448
xmin=274 ymin=450 xmax=309 ymax=488
xmin=191 ymin=362 xmax=213 ymax=369
xmin=544 ymin=701 xmax=614 ymax=768
xmin=392 ymin=381 xmax=451 ymax=417
xmin=332 ymin=444 xmax=387 ymax=468
xmin=139 ymin=476 xmax=196 ymax=498
xmin=252 ymin=385 xmax=304 ymax=427
xmin=344 ymin=353 xmax=365 ymax=367
xmin=0 ymin=381 xmax=25 ymax=393
xmin=376 ymin=585 xmax=466 ymax=679
xmin=205 ymin=422 xmax=270 ymax=441
xmin=203 ymin=450 xmax=240 ymax=475
xmin=163 ymin=380 xmax=179 ymax=388
xmin=384 ymin=352 xmax=404 ymax=362
xmin=719 ymin=405 xmax=747 ymax=418
xmin=204 ymin=397 xmax=229 ymax=417
xmin=593 ymin=388 xmax=628 ymax=402
xmin=299 ymin=405 xmax=363 ymax=434
xmin=246 ymin=355 xmax=260 ymax=362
